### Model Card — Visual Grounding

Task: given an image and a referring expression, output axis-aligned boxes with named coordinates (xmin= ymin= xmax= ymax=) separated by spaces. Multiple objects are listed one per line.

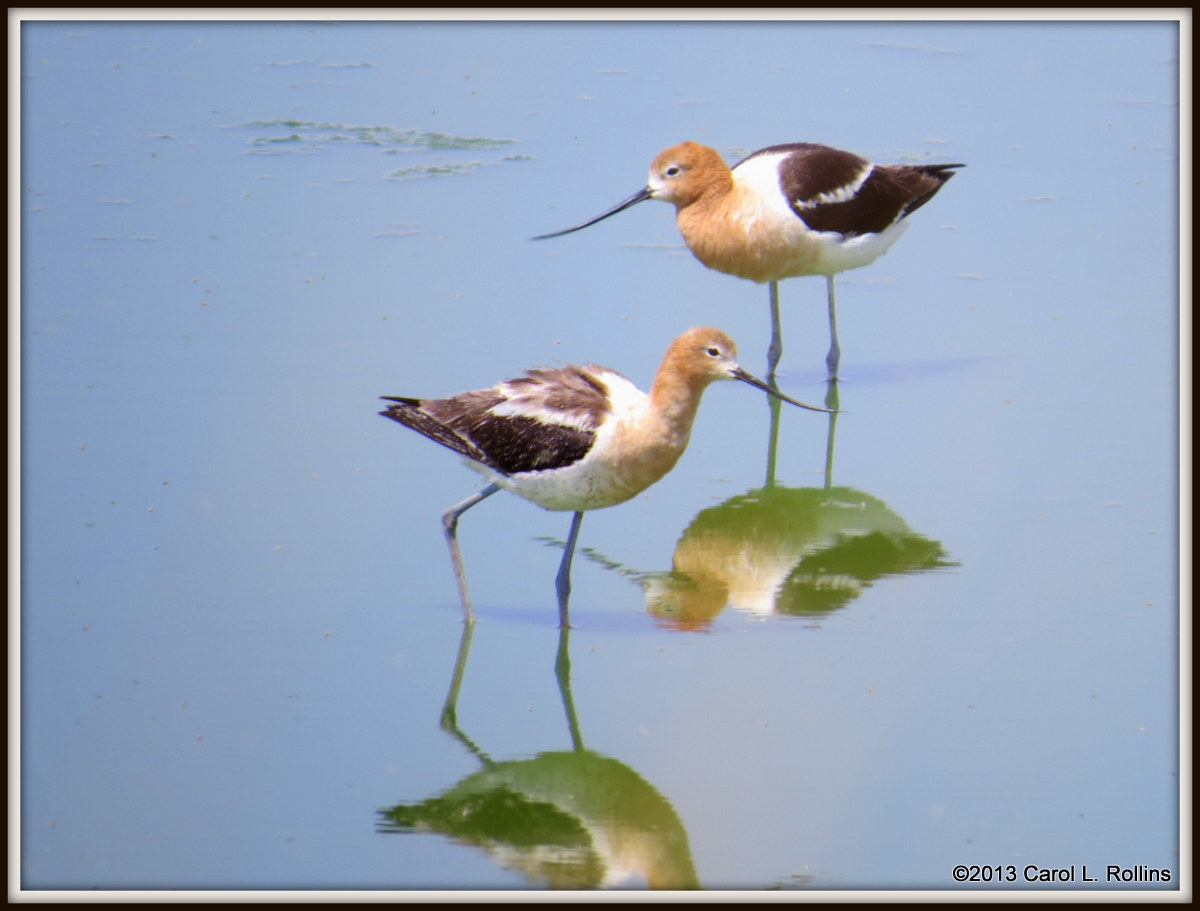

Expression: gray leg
xmin=555 ymin=511 xmax=585 ymax=628
xmin=441 ymin=483 xmax=500 ymax=623
xmin=766 ymin=280 xmax=783 ymax=378
xmin=825 ymin=275 xmax=841 ymax=381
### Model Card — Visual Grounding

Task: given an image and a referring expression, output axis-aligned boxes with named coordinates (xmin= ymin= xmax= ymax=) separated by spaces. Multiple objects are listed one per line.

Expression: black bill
xmin=732 ymin=367 xmax=838 ymax=413
xmin=532 ymin=186 xmax=654 ymax=240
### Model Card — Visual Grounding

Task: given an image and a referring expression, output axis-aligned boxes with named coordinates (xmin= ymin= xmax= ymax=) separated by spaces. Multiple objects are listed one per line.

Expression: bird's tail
xmin=916 ymin=162 xmax=966 ymax=179
xmin=378 ymin=396 xmax=503 ymax=471
xmin=900 ymin=163 xmax=965 ymax=218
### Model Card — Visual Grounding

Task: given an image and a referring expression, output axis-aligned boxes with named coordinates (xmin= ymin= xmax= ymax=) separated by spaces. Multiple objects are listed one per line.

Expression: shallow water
xmin=18 ymin=16 xmax=1181 ymax=894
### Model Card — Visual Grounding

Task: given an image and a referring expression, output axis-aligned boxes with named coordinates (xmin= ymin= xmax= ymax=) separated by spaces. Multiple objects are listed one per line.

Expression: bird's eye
xmin=705 ymin=346 xmax=721 ymax=357
xmin=665 ymin=165 xmax=682 ymax=177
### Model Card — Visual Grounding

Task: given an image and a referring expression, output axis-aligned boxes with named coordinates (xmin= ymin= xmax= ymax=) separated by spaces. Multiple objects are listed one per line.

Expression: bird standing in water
xmin=380 ymin=327 xmax=833 ymax=626
xmin=535 ymin=141 xmax=963 ymax=381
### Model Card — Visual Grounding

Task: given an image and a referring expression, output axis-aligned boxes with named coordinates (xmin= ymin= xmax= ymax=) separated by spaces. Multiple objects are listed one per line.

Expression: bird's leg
xmin=764 ymin=393 xmax=782 ymax=489
xmin=825 ymin=275 xmax=841 ymax=382
xmin=766 ymin=280 xmax=783 ymax=379
xmin=554 ymin=623 xmax=585 ymax=752
xmin=441 ymin=483 xmax=500 ymax=623
xmin=555 ymin=511 xmax=585 ymax=629
xmin=822 ymin=380 xmax=841 ymax=490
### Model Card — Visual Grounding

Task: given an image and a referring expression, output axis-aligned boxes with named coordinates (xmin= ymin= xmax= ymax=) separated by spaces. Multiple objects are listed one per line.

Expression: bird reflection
xmin=581 ymin=382 xmax=955 ymax=631
xmin=644 ymin=484 xmax=953 ymax=631
xmin=378 ymin=622 xmax=699 ymax=890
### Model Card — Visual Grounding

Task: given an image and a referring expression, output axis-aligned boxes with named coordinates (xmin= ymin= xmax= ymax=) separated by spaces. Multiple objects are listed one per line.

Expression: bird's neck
xmin=674 ymin=171 xmax=733 ymax=215
xmin=645 ymin=370 xmax=708 ymax=448
xmin=601 ymin=369 xmax=710 ymax=500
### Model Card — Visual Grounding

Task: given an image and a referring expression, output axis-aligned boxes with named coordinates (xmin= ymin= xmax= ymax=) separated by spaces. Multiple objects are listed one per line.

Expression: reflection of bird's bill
xmin=731 ymin=367 xmax=836 ymax=413
xmin=531 ymin=187 xmax=653 ymax=240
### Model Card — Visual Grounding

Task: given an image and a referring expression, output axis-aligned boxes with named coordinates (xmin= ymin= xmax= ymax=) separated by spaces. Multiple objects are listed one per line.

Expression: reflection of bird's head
xmin=644 ymin=571 xmax=729 ymax=632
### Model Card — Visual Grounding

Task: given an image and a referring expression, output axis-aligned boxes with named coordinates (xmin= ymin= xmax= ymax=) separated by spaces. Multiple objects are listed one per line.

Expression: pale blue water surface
xmin=18 ymin=15 xmax=1182 ymax=895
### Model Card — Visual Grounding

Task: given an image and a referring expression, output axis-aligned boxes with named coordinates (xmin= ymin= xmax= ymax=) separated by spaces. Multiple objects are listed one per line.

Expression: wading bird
xmin=380 ymin=326 xmax=833 ymax=626
xmin=534 ymin=141 xmax=963 ymax=380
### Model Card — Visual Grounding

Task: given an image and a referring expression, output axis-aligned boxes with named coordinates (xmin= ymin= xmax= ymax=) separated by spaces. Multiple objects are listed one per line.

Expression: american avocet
xmin=534 ymin=141 xmax=964 ymax=380
xmin=379 ymin=326 xmax=832 ymax=626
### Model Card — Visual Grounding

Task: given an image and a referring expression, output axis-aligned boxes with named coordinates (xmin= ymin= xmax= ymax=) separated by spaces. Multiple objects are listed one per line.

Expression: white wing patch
xmin=488 ymin=390 xmax=595 ymax=432
xmin=489 ymin=366 xmax=634 ymax=434
xmin=793 ymin=163 xmax=874 ymax=209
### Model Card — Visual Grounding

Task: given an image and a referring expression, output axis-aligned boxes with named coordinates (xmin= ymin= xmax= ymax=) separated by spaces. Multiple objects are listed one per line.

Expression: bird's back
xmin=381 ymin=364 xmax=618 ymax=477
xmin=736 ymin=142 xmax=962 ymax=237
xmin=691 ymin=143 xmax=963 ymax=280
